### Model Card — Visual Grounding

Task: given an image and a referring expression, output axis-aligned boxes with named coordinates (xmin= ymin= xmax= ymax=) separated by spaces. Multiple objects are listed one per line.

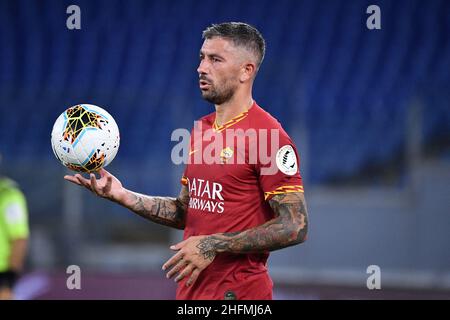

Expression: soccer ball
xmin=51 ymin=104 xmax=120 ymax=173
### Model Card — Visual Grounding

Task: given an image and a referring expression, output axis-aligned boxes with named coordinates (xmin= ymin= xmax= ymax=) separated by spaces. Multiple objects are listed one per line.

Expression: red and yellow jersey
xmin=177 ymin=101 xmax=304 ymax=300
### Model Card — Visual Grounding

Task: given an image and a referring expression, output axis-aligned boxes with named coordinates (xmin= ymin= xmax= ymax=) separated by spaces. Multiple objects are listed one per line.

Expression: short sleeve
xmin=2 ymin=190 xmax=29 ymax=239
xmin=180 ymin=169 xmax=189 ymax=186
xmin=180 ymin=127 xmax=195 ymax=187
xmin=256 ymin=128 xmax=304 ymax=201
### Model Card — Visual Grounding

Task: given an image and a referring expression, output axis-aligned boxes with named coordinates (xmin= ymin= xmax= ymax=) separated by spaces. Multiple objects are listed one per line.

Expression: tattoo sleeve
xmin=123 ymin=185 xmax=189 ymax=230
xmin=196 ymin=192 xmax=308 ymax=258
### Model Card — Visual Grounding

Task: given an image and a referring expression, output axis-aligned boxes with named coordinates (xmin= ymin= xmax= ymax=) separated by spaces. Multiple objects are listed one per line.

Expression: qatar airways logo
xmin=171 ymin=121 xmax=283 ymax=175
xmin=187 ymin=177 xmax=224 ymax=213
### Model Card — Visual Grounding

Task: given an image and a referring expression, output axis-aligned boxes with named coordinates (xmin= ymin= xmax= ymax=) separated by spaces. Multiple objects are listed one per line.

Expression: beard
xmin=200 ymin=78 xmax=238 ymax=105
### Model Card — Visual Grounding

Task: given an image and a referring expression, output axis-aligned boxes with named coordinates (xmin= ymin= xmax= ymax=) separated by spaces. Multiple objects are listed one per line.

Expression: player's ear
xmin=240 ymin=62 xmax=256 ymax=82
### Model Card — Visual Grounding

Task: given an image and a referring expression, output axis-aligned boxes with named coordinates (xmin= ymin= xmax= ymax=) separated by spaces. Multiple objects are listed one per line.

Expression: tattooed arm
xmin=64 ymin=168 xmax=189 ymax=230
xmin=120 ymin=186 xmax=189 ymax=230
xmin=197 ymin=192 xmax=308 ymax=258
xmin=162 ymin=192 xmax=308 ymax=285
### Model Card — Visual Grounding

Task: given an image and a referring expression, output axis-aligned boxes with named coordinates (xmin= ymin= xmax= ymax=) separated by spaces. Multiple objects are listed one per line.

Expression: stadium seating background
xmin=1 ymin=0 xmax=449 ymax=184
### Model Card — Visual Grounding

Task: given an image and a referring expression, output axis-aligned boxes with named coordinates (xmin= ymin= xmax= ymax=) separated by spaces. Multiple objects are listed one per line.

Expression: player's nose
xmin=197 ymin=59 xmax=208 ymax=75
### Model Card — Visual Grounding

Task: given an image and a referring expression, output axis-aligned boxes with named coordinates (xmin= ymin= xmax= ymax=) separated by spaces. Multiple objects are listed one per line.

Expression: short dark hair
xmin=202 ymin=22 xmax=266 ymax=70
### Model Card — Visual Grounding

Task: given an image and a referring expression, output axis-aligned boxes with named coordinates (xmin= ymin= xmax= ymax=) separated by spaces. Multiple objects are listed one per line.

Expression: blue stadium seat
xmin=0 ymin=0 xmax=449 ymax=186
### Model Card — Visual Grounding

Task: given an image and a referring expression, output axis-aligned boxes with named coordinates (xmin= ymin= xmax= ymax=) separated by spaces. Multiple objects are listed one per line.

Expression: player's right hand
xmin=64 ymin=168 xmax=127 ymax=203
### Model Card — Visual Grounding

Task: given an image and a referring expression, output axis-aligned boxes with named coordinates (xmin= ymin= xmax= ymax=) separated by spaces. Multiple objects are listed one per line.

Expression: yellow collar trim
xmin=213 ymin=110 xmax=249 ymax=133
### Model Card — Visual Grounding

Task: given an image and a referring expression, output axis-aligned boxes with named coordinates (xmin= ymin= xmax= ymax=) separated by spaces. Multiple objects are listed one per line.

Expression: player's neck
xmin=214 ymin=93 xmax=253 ymax=127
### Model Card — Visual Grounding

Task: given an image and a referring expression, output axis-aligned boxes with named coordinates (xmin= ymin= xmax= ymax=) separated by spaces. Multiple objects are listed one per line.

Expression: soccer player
xmin=0 ymin=154 xmax=29 ymax=300
xmin=64 ymin=22 xmax=308 ymax=300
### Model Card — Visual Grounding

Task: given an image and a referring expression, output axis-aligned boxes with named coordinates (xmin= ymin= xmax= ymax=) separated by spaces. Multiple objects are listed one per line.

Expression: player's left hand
xmin=162 ymin=235 xmax=216 ymax=287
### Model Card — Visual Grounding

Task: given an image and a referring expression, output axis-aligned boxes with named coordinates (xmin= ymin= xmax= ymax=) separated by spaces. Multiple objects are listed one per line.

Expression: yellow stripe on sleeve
xmin=264 ymin=185 xmax=304 ymax=200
